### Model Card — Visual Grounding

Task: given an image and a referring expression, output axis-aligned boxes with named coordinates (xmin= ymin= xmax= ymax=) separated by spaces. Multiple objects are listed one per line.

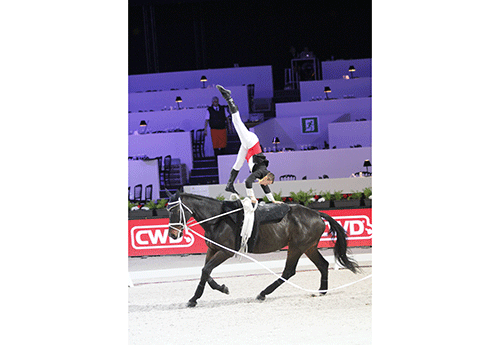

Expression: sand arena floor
xmin=129 ymin=249 xmax=372 ymax=345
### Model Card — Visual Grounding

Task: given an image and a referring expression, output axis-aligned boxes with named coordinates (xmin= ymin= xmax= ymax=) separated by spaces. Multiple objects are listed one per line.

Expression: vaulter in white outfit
xmin=217 ymin=85 xmax=281 ymax=203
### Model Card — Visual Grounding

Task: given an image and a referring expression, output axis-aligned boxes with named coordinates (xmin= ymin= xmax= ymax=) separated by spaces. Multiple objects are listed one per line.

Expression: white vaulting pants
xmin=240 ymin=197 xmax=258 ymax=253
xmin=231 ymin=111 xmax=260 ymax=172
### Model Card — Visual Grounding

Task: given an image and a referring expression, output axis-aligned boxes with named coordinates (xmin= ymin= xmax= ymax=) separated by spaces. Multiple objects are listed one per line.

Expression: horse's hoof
xmin=221 ymin=284 xmax=229 ymax=295
xmin=187 ymin=300 xmax=197 ymax=308
xmin=256 ymin=293 xmax=266 ymax=301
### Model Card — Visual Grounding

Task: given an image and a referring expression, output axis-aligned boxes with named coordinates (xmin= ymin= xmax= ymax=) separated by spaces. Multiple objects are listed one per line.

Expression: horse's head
xmin=166 ymin=190 xmax=193 ymax=240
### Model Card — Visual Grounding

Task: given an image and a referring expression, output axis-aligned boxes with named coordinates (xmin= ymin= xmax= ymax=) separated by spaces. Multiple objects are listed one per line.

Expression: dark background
xmin=129 ymin=0 xmax=372 ymax=90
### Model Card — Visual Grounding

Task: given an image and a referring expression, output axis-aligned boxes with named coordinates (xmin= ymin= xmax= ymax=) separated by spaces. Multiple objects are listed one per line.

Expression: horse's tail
xmin=319 ymin=212 xmax=359 ymax=273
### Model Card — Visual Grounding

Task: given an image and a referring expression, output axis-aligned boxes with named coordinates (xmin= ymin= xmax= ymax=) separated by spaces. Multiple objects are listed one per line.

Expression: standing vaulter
xmin=217 ymin=85 xmax=281 ymax=204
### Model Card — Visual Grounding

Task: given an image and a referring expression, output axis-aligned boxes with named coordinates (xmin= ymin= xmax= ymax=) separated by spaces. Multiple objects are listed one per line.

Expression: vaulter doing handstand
xmin=217 ymin=85 xmax=282 ymax=204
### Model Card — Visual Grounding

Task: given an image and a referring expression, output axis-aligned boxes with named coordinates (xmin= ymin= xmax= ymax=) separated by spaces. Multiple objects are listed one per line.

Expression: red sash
xmin=245 ymin=142 xmax=262 ymax=162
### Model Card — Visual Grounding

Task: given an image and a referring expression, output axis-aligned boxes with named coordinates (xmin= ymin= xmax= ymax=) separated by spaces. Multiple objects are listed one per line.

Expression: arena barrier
xmin=128 ymin=208 xmax=371 ymax=257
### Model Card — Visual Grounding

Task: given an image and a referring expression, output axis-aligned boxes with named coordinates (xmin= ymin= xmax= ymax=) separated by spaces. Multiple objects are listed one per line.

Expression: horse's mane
xmin=180 ymin=192 xmax=223 ymax=204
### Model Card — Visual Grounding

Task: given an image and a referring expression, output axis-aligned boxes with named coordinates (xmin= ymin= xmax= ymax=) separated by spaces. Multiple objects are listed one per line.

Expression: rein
xmin=167 ymin=197 xmax=372 ymax=293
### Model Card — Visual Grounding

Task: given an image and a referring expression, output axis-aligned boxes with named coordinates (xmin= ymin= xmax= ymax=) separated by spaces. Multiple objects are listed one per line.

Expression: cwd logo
xmin=321 ymin=215 xmax=372 ymax=241
xmin=131 ymin=224 xmax=195 ymax=250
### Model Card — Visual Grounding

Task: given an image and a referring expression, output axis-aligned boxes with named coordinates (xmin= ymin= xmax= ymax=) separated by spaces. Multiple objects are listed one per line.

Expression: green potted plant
xmin=322 ymin=190 xmax=337 ymax=208
xmin=128 ymin=200 xmax=138 ymax=219
xmin=309 ymin=191 xmax=329 ymax=210
xmin=141 ymin=200 xmax=156 ymax=218
xmin=331 ymin=190 xmax=345 ymax=208
xmin=155 ymin=198 xmax=170 ymax=218
xmin=128 ymin=200 xmax=137 ymax=211
xmin=347 ymin=191 xmax=363 ymax=208
xmin=289 ymin=189 xmax=316 ymax=206
xmin=333 ymin=190 xmax=362 ymax=208
xmin=363 ymin=187 xmax=372 ymax=207
xmin=128 ymin=200 xmax=154 ymax=219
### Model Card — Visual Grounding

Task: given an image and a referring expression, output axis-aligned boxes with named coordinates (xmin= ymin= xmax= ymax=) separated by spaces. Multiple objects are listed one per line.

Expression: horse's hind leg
xmin=305 ymin=247 xmax=329 ymax=294
xmin=188 ymin=249 xmax=231 ymax=307
xmin=257 ymin=247 xmax=302 ymax=301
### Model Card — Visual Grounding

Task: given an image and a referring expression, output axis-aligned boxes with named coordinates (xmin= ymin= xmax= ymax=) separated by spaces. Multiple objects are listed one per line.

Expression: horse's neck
xmin=185 ymin=195 xmax=221 ymax=224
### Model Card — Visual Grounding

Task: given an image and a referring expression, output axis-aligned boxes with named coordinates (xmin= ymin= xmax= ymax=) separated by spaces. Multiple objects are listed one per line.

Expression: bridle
xmin=166 ymin=196 xmax=243 ymax=238
xmin=166 ymin=197 xmax=194 ymax=236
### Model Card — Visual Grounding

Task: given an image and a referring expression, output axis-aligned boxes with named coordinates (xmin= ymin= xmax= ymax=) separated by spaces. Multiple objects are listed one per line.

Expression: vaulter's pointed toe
xmin=216 ymin=85 xmax=231 ymax=99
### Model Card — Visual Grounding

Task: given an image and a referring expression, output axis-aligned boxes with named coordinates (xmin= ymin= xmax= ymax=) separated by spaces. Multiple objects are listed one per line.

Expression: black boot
xmin=225 ymin=169 xmax=239 ymax=194
xmin=217 ymin=85 xmax=239 ymax=114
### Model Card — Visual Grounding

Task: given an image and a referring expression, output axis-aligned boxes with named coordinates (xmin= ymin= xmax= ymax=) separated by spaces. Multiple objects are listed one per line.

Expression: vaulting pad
xmin=255 ymin=203 xmax=290 ymax=223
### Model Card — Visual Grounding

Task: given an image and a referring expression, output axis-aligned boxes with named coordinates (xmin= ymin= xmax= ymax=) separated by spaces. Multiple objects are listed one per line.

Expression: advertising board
xmin=128 ymin=208 xmax=371 ymax=256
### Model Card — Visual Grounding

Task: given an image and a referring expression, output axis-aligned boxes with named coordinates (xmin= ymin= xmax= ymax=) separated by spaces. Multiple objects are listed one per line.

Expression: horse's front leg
xmin=187 ymin=249 xmax=232 ymax=307
xmin=207 ymin=277 xmax=229 ymax=294
xmin=205 ymin=247 xmax=230 ymax=294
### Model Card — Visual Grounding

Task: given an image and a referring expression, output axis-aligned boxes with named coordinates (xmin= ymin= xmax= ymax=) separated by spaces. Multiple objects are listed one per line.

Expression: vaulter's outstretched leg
xmin=217 ymin=85 xmax=258 ymax=195
xmin=217 ymin=85 xmax=258 ymax=149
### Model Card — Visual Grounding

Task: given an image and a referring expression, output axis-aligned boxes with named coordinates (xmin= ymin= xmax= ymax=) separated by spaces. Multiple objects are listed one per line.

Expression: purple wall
xmin=328 ymin=121 xmax=372 ymax=149
xmin=128 ymin=65 xmax=274 ymax=99
xmin=275 ymin=98 xmax=372 ymax=120
xmin=300 ymin=77 xmax=372 ymax=101
xmin=217 ymin=147 xmax=372 ymax=182
xmin=321 ymin=58 xmax=372 ymax=80
xmin=128 ymin=85 xmax=249 ymax=120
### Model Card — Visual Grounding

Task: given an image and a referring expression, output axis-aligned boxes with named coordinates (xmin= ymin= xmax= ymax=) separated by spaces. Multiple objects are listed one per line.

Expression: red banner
xmin=318 ymin=208 xmax=372 ymax=248
xmin=128 ymin=208 xmax=372 ymax=256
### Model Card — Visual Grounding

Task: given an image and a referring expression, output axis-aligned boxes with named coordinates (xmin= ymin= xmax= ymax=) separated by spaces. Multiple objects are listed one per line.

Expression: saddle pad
xmin=247 ymin=203 xmax=290 ymax=252
xmin=255 ymin=203 xmax=290 ymax=224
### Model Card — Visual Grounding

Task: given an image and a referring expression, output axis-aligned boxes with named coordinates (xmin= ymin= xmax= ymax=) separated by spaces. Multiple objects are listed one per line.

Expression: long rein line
xmin=187 ymin=225 xmax=371 ymax=293
xmin=174 ymin=200 xmax=371 ymax=294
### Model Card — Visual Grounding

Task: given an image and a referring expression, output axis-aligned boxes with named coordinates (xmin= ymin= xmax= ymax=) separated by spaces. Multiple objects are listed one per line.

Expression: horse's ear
xmin=174 ymin=189 xmax=181 ymax=198
xmin=166 ymin=189 xmax=174 ymax=198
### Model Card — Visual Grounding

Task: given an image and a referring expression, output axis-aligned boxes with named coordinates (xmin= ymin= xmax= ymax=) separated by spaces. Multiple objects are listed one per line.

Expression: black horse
xmin=167 ymin=191 xmax=358 ymax=307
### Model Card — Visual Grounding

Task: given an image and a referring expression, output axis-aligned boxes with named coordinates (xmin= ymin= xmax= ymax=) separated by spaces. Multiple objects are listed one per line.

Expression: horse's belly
xmin=251 ymin=224 xmax=289 ymax=253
